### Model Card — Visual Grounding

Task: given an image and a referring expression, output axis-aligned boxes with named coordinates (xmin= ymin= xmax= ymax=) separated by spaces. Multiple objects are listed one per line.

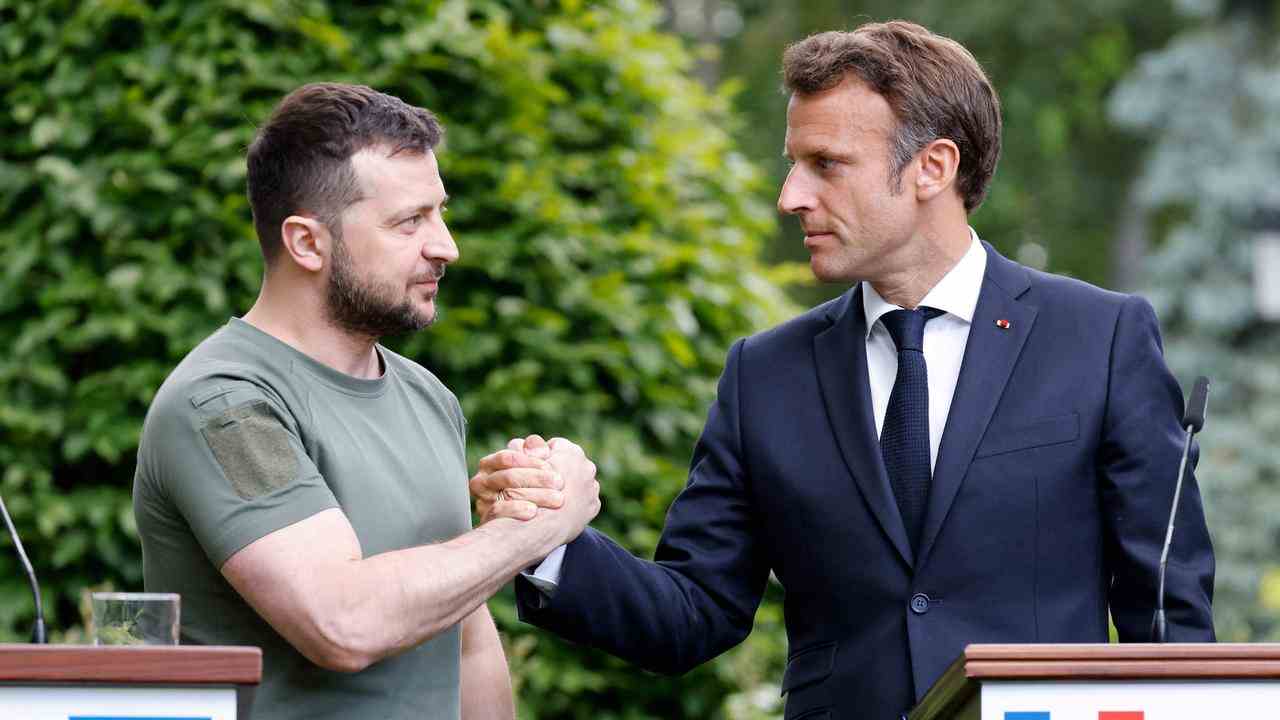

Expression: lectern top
xmin=961 ymin=642 xmax=1280 ymax=680
xmin=0 ymin=644 xmax=261 ymax=685
xmin=911 ymin=643 xmax=1280 ymax=720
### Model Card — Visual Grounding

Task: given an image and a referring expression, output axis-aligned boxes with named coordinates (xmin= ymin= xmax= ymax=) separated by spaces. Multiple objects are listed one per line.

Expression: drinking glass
xmin=90 ymin=592 xmax=180 ymax=645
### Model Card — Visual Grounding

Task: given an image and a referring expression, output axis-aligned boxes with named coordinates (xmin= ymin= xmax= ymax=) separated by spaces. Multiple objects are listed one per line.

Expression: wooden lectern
xmin=0 ymin=644 xmax=261 ymax=720
xmin=910 ymin=643 xmax=1280 ymax=720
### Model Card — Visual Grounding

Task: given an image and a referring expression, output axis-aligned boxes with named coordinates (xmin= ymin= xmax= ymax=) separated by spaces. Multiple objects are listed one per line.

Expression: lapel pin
xmin=995 ymin=319 xmax=1011 ymax=330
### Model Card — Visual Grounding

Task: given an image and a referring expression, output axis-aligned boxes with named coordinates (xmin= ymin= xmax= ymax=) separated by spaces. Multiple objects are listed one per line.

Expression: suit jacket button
xmin=910 ymin=593 xmax=930 ymax=615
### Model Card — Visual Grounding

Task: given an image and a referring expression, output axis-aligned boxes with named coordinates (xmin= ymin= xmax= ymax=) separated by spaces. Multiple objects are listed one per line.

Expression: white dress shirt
xmin=863 ymin=230 xmax=987 ymax=470
xmin=528 ymin=230 xmax=989 ymax=589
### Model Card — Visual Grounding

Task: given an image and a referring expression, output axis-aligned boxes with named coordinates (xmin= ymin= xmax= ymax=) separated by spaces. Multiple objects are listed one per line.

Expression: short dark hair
xmin=782 ymin=21 xmax=1001 ymax=212
xmin=246 ymin=83 xmax=443 ymax=264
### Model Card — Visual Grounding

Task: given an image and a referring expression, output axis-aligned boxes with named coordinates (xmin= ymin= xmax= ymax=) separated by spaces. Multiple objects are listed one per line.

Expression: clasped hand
xmin=469 ymin=434 xmax=600 ymax=545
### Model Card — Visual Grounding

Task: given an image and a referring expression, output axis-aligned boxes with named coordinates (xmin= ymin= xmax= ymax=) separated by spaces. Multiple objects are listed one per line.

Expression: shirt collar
xmin=862 ymin=228 xmax=988 ymax=338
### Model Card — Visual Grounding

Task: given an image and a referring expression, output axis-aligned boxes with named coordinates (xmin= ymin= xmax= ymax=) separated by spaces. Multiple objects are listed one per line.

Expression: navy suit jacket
xmin=517 ymin=244 xmax=1215 ymax=719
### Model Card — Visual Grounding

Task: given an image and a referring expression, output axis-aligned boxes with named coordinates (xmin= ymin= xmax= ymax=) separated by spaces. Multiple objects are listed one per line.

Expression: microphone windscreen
xmin=1184 ymin=376 xmax=1209 ymax=432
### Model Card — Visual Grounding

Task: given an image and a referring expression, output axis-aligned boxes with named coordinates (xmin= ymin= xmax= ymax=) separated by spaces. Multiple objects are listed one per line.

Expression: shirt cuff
xmin=519 ymin=544 xmax=566 ymax=598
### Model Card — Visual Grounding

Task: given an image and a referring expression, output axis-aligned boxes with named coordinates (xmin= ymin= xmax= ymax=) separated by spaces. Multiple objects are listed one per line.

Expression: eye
xmin=815 ymin=157 xmax=838 ymax=171
xmin=400 ymin=214 xmax=424 ymax=230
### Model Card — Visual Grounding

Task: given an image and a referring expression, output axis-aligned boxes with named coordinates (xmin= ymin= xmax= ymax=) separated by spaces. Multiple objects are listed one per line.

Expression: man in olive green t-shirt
xmin=133 ymin=83 xmax=600 ymax=720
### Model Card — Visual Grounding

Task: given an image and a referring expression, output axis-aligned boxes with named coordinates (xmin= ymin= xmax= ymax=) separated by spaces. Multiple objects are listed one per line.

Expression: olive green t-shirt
xmin=133 ymin=318 xmax=471 ymax=720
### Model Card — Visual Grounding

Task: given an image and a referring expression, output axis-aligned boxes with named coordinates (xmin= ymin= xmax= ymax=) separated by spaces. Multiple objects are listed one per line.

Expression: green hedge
xmin=0 ymin=0 xmax=796 ymax=716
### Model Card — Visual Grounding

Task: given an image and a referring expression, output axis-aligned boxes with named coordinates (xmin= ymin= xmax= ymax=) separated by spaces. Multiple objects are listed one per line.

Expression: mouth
xmin=803 ymin=231 xmax=835 ymax=248
xmin=411 ymin=266 xmax=446 ymax=290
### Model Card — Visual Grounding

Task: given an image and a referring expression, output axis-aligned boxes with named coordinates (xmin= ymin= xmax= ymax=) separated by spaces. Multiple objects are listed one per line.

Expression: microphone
xmin=0 ymin=493 xmax=46 ymax=643
xmin=1183 ymin=376 xmax=1209 ymax=433
xmin=1151 ymin=376 xmax=1209 ymax=643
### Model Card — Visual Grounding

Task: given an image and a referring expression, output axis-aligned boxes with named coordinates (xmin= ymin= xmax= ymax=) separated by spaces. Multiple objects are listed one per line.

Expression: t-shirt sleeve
xmin=141 ymin=375 xmax=339 ymax=568
xmin=447 ymin=390 xmax=467 ymax=445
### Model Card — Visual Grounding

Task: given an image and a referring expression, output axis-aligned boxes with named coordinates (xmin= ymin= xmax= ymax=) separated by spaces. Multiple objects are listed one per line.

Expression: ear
xmin=278 ymin=215 xmax=330 ymax=274
xmin=915 ymin=138 xmax=961 ymax=203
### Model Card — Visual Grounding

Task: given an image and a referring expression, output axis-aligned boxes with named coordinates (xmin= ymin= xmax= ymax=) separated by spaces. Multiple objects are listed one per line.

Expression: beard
xmin=324 ymin=236 xmax=441 ymax=340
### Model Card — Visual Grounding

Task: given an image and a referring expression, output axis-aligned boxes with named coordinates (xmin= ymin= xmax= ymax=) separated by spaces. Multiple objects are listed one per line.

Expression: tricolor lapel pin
xmin=995 ymin=319 xmax=1011 ymax=330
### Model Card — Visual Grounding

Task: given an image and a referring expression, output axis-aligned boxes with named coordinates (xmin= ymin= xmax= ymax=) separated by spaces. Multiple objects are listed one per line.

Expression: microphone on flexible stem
xmin=0 ymin=493 xmax=46 ymax=643
xmin=1151 ymin=376 xmax=1209 ymax=643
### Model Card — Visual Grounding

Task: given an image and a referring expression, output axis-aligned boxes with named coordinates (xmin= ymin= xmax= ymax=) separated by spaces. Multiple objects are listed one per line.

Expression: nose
xmin=425 ymin=217 xmax=459 ymax=265
xmin=777 ymin=164 xmax=813 ymax=216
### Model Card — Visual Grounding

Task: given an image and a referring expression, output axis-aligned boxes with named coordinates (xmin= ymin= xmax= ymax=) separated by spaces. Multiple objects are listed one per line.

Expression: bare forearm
xmin=461 ymin=606 xmax=515 ymax=720
xmin=322 ymin=516 xmax=560 ymax=668
xmin=224 ymin=443 xmax=598 ymax=673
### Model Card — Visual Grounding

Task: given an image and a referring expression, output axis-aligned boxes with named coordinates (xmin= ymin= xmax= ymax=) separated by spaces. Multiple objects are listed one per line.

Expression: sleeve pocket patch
xmin=201 ymin=401 xmax=300 ymax=500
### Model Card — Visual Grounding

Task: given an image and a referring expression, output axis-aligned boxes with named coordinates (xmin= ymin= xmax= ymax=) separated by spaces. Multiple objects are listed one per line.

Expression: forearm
xmin=224 ymin=442 xmax=597 ymax=672
xmin=461 ymin=605 xmax=515 ymax=720
xmin=519 ymin=344 xmax=766 ymax=673
xmin=315 ymin=516 xmax=561 ymax=670
xmin=519 ymin=527 xmax=766 ymax=675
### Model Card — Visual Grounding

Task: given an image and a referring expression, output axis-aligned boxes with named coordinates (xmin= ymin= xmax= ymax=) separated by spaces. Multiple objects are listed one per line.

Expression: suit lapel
xmin=916 ymin=244 xmax=1037 ymax=567
xmin=814 ymin=286 xmax=914 ymax=569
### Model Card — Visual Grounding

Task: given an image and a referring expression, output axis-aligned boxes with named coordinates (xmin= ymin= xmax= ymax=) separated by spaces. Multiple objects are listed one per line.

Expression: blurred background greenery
xmin=2 ymin=0 xmax=1279 ymax=717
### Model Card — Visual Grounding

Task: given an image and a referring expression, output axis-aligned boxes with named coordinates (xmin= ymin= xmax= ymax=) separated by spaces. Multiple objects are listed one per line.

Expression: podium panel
xmin=985 ymin=679 xmax=1280 ymax=719
xmin=0 ymin=685 xmax=237 ymax=719
xmin=911 ymin=644 xmax=1280 ymax=720
xmin=0 ymin=645 xmax=261 ymax=720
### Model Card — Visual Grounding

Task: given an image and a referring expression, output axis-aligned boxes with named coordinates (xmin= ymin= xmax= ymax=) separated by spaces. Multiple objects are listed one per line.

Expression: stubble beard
xmin=324 ymin=235 xmax=440 ymax=341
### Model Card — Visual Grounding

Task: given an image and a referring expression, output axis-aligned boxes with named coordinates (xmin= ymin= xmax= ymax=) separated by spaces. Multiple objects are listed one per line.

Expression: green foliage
xmin=1108 ymin=0 xmax=1280 ymax=642
xmin=0 ymin=0 xmax=796 ymax=716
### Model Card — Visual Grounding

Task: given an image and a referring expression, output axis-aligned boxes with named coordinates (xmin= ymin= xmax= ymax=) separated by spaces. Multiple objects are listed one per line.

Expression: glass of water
xmin=90 ymin=592 xmax=180 ymax=645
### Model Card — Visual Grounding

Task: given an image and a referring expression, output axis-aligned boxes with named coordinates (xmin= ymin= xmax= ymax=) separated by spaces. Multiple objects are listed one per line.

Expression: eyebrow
xmin=392 ymin=194 xmax=449 ymax=220
xmin=783 ymin=145 xmax=853 ymax=162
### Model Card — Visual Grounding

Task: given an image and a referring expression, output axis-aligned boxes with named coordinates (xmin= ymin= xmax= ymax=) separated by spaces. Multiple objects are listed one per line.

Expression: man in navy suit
xmin=471 ymin=21 xmax=1215 ymax=719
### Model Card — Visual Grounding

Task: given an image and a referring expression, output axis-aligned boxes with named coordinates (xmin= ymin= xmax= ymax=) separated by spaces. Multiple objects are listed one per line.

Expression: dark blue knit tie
xmin=880 ymin=307 xmax=944 ymax=553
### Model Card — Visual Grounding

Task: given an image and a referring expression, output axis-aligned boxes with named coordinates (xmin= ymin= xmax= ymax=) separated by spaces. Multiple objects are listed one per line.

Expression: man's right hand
xmin=470 ymin=435 xmax=600 ymax=546
xmin=469 ymin=447 xmax=562 ymax=523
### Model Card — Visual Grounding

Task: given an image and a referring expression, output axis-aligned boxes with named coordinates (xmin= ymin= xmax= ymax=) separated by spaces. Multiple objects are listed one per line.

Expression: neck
xmin=242 ymin=273 xmax=383 ymax=379
xmin=870 ymin=218 xmax=971 ymax=309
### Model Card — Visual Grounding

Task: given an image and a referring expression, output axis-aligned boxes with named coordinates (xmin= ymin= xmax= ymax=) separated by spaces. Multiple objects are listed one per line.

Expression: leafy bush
xmin=0 ymin=0 xmax=796 ymax=716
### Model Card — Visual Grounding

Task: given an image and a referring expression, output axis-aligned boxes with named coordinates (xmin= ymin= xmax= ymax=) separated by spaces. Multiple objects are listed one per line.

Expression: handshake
xmin=468 ymin=435 xmax=602 ymax=549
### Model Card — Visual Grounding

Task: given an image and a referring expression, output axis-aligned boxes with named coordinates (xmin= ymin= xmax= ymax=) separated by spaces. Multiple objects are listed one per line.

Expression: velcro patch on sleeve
xmin=201 ymin=400 xmax=301 ymax=500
